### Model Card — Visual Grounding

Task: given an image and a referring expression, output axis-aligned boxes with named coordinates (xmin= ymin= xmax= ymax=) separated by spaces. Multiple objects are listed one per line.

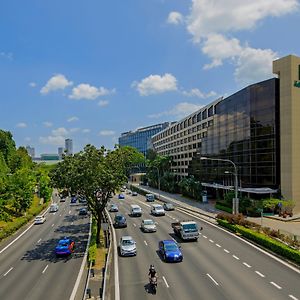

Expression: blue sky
xmin=0 ymin=0 xmax=299 ymax=156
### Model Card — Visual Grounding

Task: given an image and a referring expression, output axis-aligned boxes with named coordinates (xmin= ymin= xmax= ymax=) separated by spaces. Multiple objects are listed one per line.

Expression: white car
xmin=50 ymin=203 xmax=59 ymax=212
xmin=34 ymin=215 xmax=46 ymax=224
xmin=151 ymin=204 xmax=165 ymax=216
xmin=141 ymin=219 xmax=157 ymax=232
xmin=119 ymin=236 xmax=137 ymax=256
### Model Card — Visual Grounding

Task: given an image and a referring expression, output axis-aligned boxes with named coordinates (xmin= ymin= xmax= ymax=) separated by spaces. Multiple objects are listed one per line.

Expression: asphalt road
xmin=0 ymin=194 xmax=90 ymax=300
xmin=109 ymin=192 xmax=300 ymax=300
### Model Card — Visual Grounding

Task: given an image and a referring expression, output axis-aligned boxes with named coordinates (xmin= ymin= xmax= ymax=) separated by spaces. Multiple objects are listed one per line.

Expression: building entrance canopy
xmin=201 ymin=182 xmax=277 ymax=194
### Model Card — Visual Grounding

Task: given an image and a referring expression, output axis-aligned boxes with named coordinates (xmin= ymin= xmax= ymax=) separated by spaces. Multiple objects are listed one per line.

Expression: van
xmin=146 ymin=193 xmax=155 ymax=202
xmin=50 ymin=203 xmax=59 ymax=212
xmin=130 ymin=204 xmax=142 ymax=217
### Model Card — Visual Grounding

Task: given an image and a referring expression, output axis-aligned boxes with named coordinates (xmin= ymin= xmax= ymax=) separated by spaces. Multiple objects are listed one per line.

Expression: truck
xmin=171 ymin=220 xmax=200 ymax=241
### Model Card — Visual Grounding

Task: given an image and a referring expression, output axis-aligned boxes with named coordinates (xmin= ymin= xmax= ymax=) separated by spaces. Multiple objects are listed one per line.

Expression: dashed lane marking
xmin=3 ymin=267 xmax=13 ymax=276
xmin=42 ymin=265 xmax=49 ymax=274
xmin=37 ymin=238 xmax=41 ymax=243
xmin=162 ymin=276 xmax=169 ymax=288
xmin=133 ymin=223 xmax=136 ymax=227
xmin=69 ymin=210 xmax=72 ymax=214
xmin=232 ymin=255 xmax=240 ymax=260
xmin=51 ymin=224 xmax=54 ymax=227
xmin=289 ymin=295 xmax=299 ymax=300
xmin=203 ymin=235 xmax=207 ymax=239
xmin=224 ymin=249 xmax=230 ymax=253
xmin=270 ymin=282 xmax=282 ymax=290
xmin=243 ymin=262 xmax=251 ymax=268
xmin=207 ymin=273 xmax=219 ymax=286
xmin=216 ymin=244 xmax=221 ymax=248
xmin=255 ymin=271 xmax=265 ymax=278
xmin=144 ymin=240 xmax=148 ymax=246
xmin=209 ymin=239 xmax=214 ymax=243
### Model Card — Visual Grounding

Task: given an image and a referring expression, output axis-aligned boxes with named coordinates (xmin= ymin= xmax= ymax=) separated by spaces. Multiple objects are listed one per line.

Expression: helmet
xmin=150 ymin=264 xmax=155 ymax=270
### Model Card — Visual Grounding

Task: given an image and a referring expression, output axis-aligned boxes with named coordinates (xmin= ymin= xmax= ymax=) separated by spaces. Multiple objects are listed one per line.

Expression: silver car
xmin=119 ymin=236 xmax=137 ymax=256
xmin=141 ymin=219 xmax=157 ymax=232
xmin=34 ymin=215 xmax=46 ymax=224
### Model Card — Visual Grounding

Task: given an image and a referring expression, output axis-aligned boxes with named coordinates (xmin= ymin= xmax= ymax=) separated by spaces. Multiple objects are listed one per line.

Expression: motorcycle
xmin=149 ymin=276 xmax=157 ymax=294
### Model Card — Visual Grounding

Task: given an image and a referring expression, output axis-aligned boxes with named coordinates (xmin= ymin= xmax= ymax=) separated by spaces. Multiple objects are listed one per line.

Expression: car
xmin=132 ymin=191 xmax=138 ymax=196
xmin=151 ymin=204 xmax=165 ymax=216
xmin=158 ymin=240 xmax=183 ymax=262
xmin=130 ymin=204 xmax=142 ymax=217
xmin=71 ymin=196 xmax=77 ymax=203
xmin=126 ymin=189 xmax=132 ymax=194
xmin=120 ymin=188 xmax=125 ymax=192
xmin=55 ymin=238 xmax=75 ymax=256
xmin=109 ymin=203 xmax=118 ymax=212
xmin=141 ymin=219 xmax=157 ymax=232
xmin=146 ymin=193 xmax=155 ymax=202
xmin=163 ymin=203 xmax=175 ymax=211
xmin=79 ymin=197 xmax=87 ymax=204
xmin=49 ymin=203 xmax=59 ymax=212
xmin=79 ymin=208 xmax=88 ymax=215
xmin=119 ymin=236 xmax=137 ymax=256
xmin=60 ymin=197 xmax=66 ymax=202
xmin=118 ymin=193 xmax=125 ymax=200
xmin=34 ymin=215 xmax=46 ymax=224
xmin=114 ymin=214 xmax=127 ymax=228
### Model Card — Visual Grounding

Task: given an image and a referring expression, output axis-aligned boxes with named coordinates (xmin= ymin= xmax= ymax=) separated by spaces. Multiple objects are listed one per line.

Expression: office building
xmin=65 ymin=139 xmax=73 ymax=156
xmin=119 ymin=122 xmax=171 ymax=157
xmin=58 ymin=147 xmax=64 ymax=159
xmin=26 ymin=145 xmax=35 ymax=158
xmin=152 ymin=54 xmax=300 ymax=213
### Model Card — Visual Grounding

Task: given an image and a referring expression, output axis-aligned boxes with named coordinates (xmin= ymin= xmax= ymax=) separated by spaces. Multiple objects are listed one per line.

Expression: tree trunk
xmin=96 ymin=211 xmax=102 ymax=246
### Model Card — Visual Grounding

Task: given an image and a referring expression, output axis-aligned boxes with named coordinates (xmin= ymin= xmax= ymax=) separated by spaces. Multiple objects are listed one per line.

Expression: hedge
xmin=215 ymin=203 xmax=232 ymax=213
xmin=217 ymin=219 xmax=300 ymax=265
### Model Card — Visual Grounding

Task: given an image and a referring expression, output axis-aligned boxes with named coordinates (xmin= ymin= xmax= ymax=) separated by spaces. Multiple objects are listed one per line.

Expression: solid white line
xmin=216 ymin=244 xmax=221 ymax=248
xmin=162 ymin=276 xmax=169 ymax=288
xmin=3 ymin=267 xmax=13 ymax=276
xmin=289 ymin=295 xmax=299 ymax=300
xmin=42 ymin=265 xmax=48 ymax=274
xmin=203 ymin=235 xmax=207 ymax=239
xmin=270 ymin=281 xmax=282 ymax=289
xmin=207 ymin=273 xmax=219 ymax=286
xmin=144 ymin=240 xmax=148 ymax=246
xmin=232 ymin=255 xmax=240 ymax=260
xmin=243 ymin=262 xmax=251 ymax=268
xmin=37 ymin=238 xmax=41 ymax=243
xmin=209 ymin=239 xmax=214 ymax=243
xmin=224 ymin=249 xmax=230 ymax=253
xmin=255 ymin=271 xmax=265 ymax=278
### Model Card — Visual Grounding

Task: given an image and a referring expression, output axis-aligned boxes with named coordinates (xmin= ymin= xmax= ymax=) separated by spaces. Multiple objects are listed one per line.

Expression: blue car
xmin=118 ymin=193 xmax=125 ymax=200
xmin=55 ymin=238 xmax=75 ymax=256
xmin=159 ymin=240 xmax=183 ymax=262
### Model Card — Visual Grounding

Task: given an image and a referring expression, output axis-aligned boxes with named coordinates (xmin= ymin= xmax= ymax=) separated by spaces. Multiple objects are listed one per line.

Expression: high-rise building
xmin=58 ymin=147 xmax=64 ymax=159
xmin=26 ymin=145 xmax=35 ymax=158
xmin=65 ymin=139 xmax=73 ymax=156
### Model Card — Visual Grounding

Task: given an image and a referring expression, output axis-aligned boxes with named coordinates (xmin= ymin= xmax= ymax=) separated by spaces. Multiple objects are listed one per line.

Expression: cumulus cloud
xmin=52 ymin=127 xmax=69 ymax=137
xmin=43 ymin=121 xmax=53 ymax=127
xmin=132 ymin=73 xmax=178 ymax=96
xmin=29 ymin=82 xmax=37 ymax=88
xmin=67 ymin=116 xmax=79 ymax=122
xmin=16 ymin=122 xmax=27 ymax=128
xmin=98 ymin=130 xmax=115 ymax=136
xmin=69 ymin=84 xmax=115 ymax=100
xmin=24 ymin=137 xmax=31 ymax=142
xmin=0 ymin=52 xmax=13 ymax=60
xmin=40 ymin=74 xmax=73 ymax=94
xmin=148 ymin=102 xmax=204 ymax=120
xmin=82 ymin=129 xmax=91 ymax=133
xmin=182 ymin=88 xmax=217 ymax=98
xmin=98 ymin=100 xmax=109 ymax=107
xmin=167 ymin=11 xmax=184 ymax=24
xmin=39 ymin=135 xmax=65 ymax=146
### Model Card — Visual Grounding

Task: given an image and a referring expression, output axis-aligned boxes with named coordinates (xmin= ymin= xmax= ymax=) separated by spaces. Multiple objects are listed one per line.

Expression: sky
xmin=0 ymin=0 xmax=299 ymax=156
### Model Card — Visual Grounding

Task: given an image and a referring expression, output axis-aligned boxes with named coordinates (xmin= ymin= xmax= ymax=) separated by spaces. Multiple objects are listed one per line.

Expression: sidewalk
xmin=131 ymin=183 xmax=300 ymax=237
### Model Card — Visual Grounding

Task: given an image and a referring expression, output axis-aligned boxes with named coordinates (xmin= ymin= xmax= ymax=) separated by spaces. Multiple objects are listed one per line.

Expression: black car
xmin=79 ymin=208 xmax=88 ymax=215
xmin=163 ymin=203 xmax=175 ymax=211
xmin=114 ymin=214 xmax=127 ymax=228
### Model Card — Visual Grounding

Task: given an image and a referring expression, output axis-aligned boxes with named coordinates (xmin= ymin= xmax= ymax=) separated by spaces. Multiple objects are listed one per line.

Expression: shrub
xmin=215 ymin=203 xmax=232 ymax=213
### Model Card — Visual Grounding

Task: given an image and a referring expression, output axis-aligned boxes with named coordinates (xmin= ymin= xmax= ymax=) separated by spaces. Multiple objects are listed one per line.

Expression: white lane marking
xmin=255 ymin=271 xmax=265 ymax=278
xmin=51 ymin=224 xmax=54 ymax=227
xmin=207 ymin=273 xmax=219 ymax=286
xmin=3 ymin=267 xmax=13 ymax=276
xmin=224 ymin=249 xmax=230 ymax=253
xmin=69 ymin=210 xmax=72 ymax=214
xmin=270 ymin=282 xmax=282 ymax=289
xmin=232 ymin=255 xmax=240 ymax=260
xmin=176 ymin=219 xmax=179 ymax=222
xmin=216 ymin=244 xmax=221 ymax=248
xmin=243 ymin=262 xmax=251 ymax=268
xmin=144 ymin=240 xmax=148 ymax=246
xmin=54 ymin=212 xmax=56 ymax=216
xmin=133 ymin=223 xmax=136 ymax=227
xmin=209 ymin=239 xmax=214 ymax=243
xmin=71 ymin=222 xmax=74 ymax=225
xmin=203 ymin=235 xmax=207 ymax=239
xmin=162 ymin=276 xmax=169 ymax=288
xmin=42 ymin=265 xmax=49 ymax=274
xmin=59 ymin=214 xmax=62 ymax=217
xmin=289 ymin=295 xmax=299 ymax=300
xmin=37 ymin=238 xmax=41 ymax=243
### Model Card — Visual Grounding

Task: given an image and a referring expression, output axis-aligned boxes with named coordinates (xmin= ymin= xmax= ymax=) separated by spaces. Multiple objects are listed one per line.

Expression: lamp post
xmin=201 ymin=157 xmax=239 ymax=214
xmin=152 ymin=166 xmax=160 ymax=201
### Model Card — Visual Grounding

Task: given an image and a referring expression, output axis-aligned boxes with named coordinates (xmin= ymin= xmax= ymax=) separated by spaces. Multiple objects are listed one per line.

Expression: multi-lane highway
xmin=0 ymin=193 xmax=90 ymax=300
xmin=109 ymin=191 xmax=300 ymax=300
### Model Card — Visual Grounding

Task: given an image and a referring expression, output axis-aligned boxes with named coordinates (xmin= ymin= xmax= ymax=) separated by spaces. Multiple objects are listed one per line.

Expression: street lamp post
xmin=201 ymin=157 xmax=239 ymax=214
xmin=152 ymin=166 xmax=160 ymax=201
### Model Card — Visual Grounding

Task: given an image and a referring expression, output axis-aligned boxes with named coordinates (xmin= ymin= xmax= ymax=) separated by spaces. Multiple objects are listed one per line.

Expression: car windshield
xmin=155 ymin=206 xmax=163 ymax=210
xmin=133 ymin=208 xmax=140 ymax=212
xmin=36 ymin=216 xmax=42 ymax=219
xmin=58 ymin=241 xmax=68 ymax=247
xmin=122 ymin=239 xmax=134 ymax=245
xmin=166 ymin=204 xmax=173 ymax=208
xmin=182 ymin=223 xmax=198 ymax=232
xmin=144 ymin=220 xmax=154 ymax=225
xmin=165 ymin=243 xmax=179 ymax=251
xmin=116 ymin=215 xmax=124 ymax=220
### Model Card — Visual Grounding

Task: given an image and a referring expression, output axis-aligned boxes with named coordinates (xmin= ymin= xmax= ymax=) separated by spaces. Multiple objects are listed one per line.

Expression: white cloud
xmin=39 ymin=135 xmax=65 ymax=146
xmin=29 ymin=82 xmax=36 ymax=88
xmin=98 ymin=130 xmax=115 ymax=136
xmin=40 ymin=74 xmax=73 ymax=94
xmin=67 ymin=116 xmax=79 ymax=122
xmin=52 ymin=127 xmax=69 ymax=137
xmin=0 ymin=52 xmax=13 ymax=60
xmin=98 ymin=100 xmax=109 ymax=107
xmin=187 ymin=0 xmax=299 ymax=42
xmin=82 ymin=129 xmax=91 ymax=133
xmin=69 ymin=84 xmax=114 ymax=100
xmin=182 ymin=88 xmax=217 ymax=98
xmin=167 ymin=11 xmax=183 ymax=25
xmin=148 ymin=102 xmax=204 ymax=119
xmin=16 ymin=122 xmax=27 ymax=128
xmin=43 ymin=121 xmax=53 ymax=127
xmin=24 ymin=137 xmax=31 ymax=142
xmin=69 ymin=128 xmax=80 ymax=133
xmin=132 ymin=73 xmax=178 ymax=96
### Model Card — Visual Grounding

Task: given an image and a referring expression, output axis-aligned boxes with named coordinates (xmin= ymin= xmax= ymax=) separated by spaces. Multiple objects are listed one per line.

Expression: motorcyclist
xmin=148 ymin=264 xmax=157 ymax=279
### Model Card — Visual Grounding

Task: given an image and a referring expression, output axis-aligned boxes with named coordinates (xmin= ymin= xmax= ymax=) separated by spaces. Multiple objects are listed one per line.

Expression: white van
xmin=50 ymin=203 xmax=59 ymax=212
xmin=130 ymin=204 xmax=142 ymax=217
xmin=151 ymin=204 xmax=165 ymax=216
xmin=146 ymin=193 xmax=155 ymax=202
